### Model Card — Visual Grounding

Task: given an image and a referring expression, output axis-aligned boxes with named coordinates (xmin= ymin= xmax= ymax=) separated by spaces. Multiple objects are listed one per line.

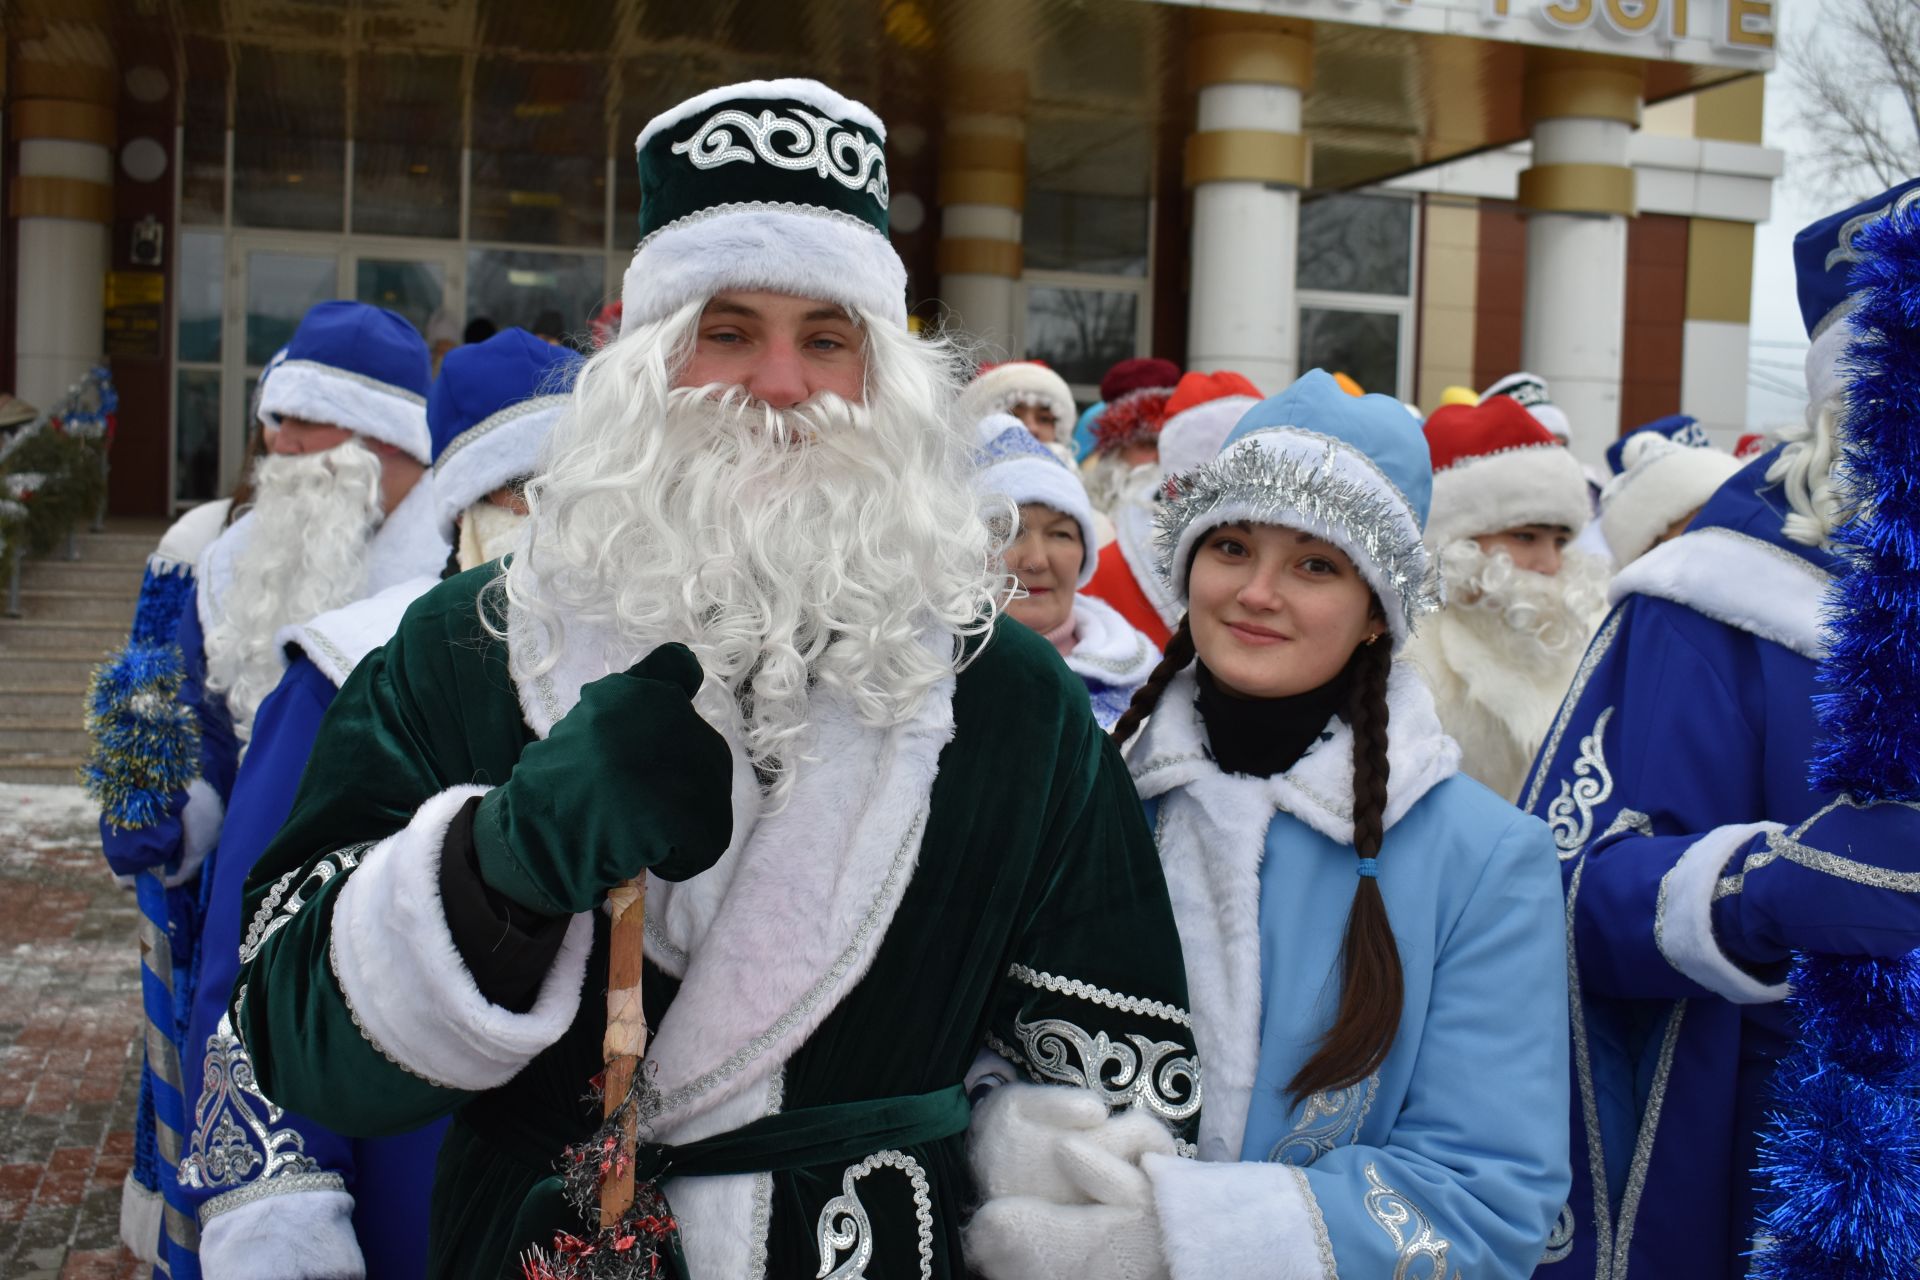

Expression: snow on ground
xmin=0 ymin=783 xmax=100 ymax=858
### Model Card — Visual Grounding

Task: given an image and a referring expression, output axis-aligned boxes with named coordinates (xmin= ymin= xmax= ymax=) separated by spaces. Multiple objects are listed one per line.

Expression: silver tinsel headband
xmin=1153 ymin=432 xmax=1442 ymax=639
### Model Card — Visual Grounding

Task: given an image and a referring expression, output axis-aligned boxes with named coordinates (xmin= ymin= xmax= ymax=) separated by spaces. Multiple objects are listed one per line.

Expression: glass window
xmin=233 ymin=46 xmax=346 ymax=232
xmin=1025 ymin=286 xmax=1138 ymax=387
xmin=354 ymin=258 xmax=446 ymax=340
xmin=469 ymin=58 xmax=607 ymax=249
xmin=1298 ymin=308 xmax=1401 ymax=397
xmin=178 ymin=231 xmax=224 ymax=364
xmin=175 ymin=370 xmax=221 ymax=504
xmin=245 ymin=250 xmax=337 ymax=366
xmin=467 ymin=249 xmax=608 ymax=343
xmin=1298 ymin=195 xmax=1413 ymax=296
xmin=354 ymin=54 xmax=462 ymax=239
xmin=180 ymin=37 xmax=227 ymax=226
xmin=1024 ymin=191 xmax=1149 ymax=276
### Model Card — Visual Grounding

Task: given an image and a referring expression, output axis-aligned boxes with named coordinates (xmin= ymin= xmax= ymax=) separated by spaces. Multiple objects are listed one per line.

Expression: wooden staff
xmin=600 ymin=877 xmax=648 ymax=1227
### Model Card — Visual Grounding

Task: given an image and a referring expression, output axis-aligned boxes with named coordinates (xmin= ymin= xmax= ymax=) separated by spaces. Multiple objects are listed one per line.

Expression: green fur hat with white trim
xmin=619 ymin=79 xmax=906 ymax=335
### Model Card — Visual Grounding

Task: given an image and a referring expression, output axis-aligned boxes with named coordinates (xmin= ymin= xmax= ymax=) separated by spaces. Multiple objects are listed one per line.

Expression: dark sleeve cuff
xmin=439 ymin=794 xmax=570 ymax=1014
xmin=1710 ymin=892 xmax=1793 ymax=986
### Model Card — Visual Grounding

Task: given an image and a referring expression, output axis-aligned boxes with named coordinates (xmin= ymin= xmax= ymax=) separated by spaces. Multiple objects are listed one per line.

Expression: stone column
xmin=10 ymin=51 xmax=114 ymax=410
xmin=1517 ymin=50 xmax=1643 ymax=464
xmin=937 ymin=78 xmax=1027 ymax=359
xmin=1184 ymin=11 xmax=1312 ymax=392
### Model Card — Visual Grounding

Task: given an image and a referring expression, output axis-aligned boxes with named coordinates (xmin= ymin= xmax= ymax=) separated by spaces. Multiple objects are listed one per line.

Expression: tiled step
xmin=0 ymin=688 xmax=90 ymax=720
xmin=1 ymin=653 xmax=104 ymax=685
xmin=18 ymin=558 xmax=144 ymax=592
xmin=0 ymin=618 xmax=127 ymax=653
xmin=9 ymin=589 xmax=136 ymax=626
xmin=0 ymin=754 xmax=84 ymax=786
xmin=0 ymin=722 xmax=91 ymax=754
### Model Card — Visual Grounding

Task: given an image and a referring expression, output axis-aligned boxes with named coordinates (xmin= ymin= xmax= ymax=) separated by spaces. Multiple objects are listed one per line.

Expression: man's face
xmin=1473 ymin=524 xmax=1572 ymax=577
xmin=1012 ymin=402 xmax=1059 ymax=443
xmin=271 ymin=416 xmax=354 ymax=456
xmin=679 ymin=291 xmax=866 ymax=408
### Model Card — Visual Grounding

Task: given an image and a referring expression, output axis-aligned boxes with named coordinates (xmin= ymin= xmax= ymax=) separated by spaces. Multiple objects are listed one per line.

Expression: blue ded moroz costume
xmin=1525 ymin=177 xmax=1920 ymax=1280
xmin=175 ymin=329 xmax=578 ymax=1279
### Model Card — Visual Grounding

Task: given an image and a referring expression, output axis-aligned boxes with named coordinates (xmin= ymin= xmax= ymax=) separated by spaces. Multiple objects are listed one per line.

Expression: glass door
xmin=224 ymin=235 xmax=341 ymax=495
xmin=347 ymin=241 xmax=465 ymax=372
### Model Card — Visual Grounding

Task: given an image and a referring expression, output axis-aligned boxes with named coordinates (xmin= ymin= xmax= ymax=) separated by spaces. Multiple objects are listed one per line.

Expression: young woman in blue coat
xmin=965 ymin=370 xmax=1572 ymax=1280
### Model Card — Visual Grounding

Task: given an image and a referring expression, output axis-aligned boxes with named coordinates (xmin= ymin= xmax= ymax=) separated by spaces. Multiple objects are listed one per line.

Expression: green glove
xmin=473 ymin=643 xmax=734 ymax=916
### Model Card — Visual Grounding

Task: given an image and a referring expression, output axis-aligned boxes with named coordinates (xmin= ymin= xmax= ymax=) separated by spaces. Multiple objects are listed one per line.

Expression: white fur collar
xmin=1064 ymin=595 xmax=1160 ymax=687
xmin=276 ymin=575 xmax=440 ymax=689
xmin=1126 ymin=663 xmax=1458 ymax=1162
xmin=195 ymin=475 xmax=451 ymax=642
xmin=1113 ymin=496 xmax=1184 ymax=631
xmin=1609 ymin=525 xmax=1830 ymax=661
xmin=508 ymin=612 xmax=954 ymax=1276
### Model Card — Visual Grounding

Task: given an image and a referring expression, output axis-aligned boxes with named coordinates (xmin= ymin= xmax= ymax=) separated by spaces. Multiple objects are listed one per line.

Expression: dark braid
xmin=1110 ymin=616 xmax=1196 ymax=746
xmin=1285 ymin=635 xmax=1405 ymax=1105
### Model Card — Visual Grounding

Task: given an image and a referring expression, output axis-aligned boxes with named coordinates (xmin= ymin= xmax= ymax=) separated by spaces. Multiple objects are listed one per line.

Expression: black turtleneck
xmin=1195 ymin=660 xmax=1351 ymax=779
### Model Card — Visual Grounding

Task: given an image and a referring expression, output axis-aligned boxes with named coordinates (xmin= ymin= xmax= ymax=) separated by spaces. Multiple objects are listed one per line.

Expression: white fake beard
xmin=204 ymin=438 xmax=384 ymax=736
xmin=500 ymin=308 xmax=1002 ymax=804
xmin=457 ymin=500 xmax=526 ymax=573
xmin=1083 ymin=453 xmax=1159 ymax=514
xmin=1437 ymin=540 xmax=1612 ymax=679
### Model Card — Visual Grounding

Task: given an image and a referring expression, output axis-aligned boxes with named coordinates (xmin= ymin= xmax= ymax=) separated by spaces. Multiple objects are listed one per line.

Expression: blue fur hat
xmin=1154 ymin=368 xmax=1438 ymax=646
xmin=260 ymin=301 xmax=433 ymax=463
xmin=430 ymin=328 xmax=582 ymax=531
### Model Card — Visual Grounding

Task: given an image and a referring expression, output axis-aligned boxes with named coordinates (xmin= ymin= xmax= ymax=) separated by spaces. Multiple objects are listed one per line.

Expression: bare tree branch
xmin=1785 ymin=0 xmax=1920 ymax=199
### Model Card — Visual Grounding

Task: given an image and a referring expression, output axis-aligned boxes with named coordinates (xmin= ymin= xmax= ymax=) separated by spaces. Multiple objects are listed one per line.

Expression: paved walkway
xmin=0 ymin=783 xmax=144 ymax=1279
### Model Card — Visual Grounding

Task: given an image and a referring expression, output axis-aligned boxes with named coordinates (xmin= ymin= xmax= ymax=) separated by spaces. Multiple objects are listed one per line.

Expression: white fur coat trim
xmin=278 ymin=576 xmax=439 ymax=690
xmin=1609 ymin=526 xmax=1830 ymax=661
xmin=152 ymin=499 xmax=232 ymax=575
xmin=259 ymin=360 xmax=430 ymax=464
xmin=510 ymin=616 xmax=954 ymax=1144
xmin=1128 ymin=664 xmax=1458 ymax=1162
xmin=620 ymin=206 xmax=907 ymax=332
xmin=197 ymin=1181 xmax=365 ymax=1280
xmin=1065 ymin=595 xmax=1160 ymax=688
xmin=329 ymin=784 xmax=595 ymax=1092
xmin=1114 ymin=496 xmax=1184 ymax=631
xmin=119 ymin=1174 xmax=162 ymax=1264
xmin=1654 ymin=821 xmax=1789 ymax=1005
xmin=1145 ymin=1152 xmax=1335 ymax=1280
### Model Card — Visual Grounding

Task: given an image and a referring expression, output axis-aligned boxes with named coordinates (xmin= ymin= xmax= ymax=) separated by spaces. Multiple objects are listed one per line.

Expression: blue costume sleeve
xmin=177 ymin=660 xmax=374 ymax=1279
xmin=1296 ymin=815 xmax=1570 ymax=1280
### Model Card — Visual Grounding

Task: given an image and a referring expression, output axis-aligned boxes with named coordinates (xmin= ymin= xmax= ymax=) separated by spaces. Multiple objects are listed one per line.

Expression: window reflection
xmin=355 ymin=259 xmax=446 ymax=340
xmin=178 ymin=232 xmax=223 ymax=364
xmin=1025 ymin=287 xmax=1138 ymax=387
xmin=1299 ymin=195 xmax=1413 ymax=296
xmin=233 ymin=46 xmax=346 ymax=232
xmin=245 ymin=252 xmax=337 ymax=367
xmin=1298 ymin=308 xmax=1400 ymax=397
xmin=469 ymin=58 xmax=607 ymax=248
xmin=180 ymin=37 xmax=227 ymax=226
xmin=354 ymin=54 xmax=462 ymax=239
xmin=467 ymin=249 xmax=607 ymax=345
xmin=175 ymin=371 xmax=221 ymax=505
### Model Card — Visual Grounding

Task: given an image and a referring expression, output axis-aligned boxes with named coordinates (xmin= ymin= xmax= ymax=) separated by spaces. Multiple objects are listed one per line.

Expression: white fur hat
xmin=974 ymin=414 xmax=1099 ymax=587
xmin=958 ymin=362 xmax=1076 ymax=437
xmin=1601 ymin=434 xmax=1745 ymax=566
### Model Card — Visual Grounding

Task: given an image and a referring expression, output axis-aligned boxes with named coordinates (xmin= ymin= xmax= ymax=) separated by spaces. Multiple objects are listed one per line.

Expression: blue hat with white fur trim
xmin=260 ymin=301 xmax=432 ymax=463
xmin=1155 ymin=369 xmax=1438 ymax=646
xmin=1795 ymin=177 xmax=1920 ymax=413
xmin=973 ymin=414 xmax=1099 ymax=587
xmin=430 ymin=328 xmax=581 ymax=533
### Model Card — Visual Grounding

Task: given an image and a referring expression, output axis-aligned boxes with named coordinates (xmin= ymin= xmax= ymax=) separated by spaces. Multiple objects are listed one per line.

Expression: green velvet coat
xmin=228 ymin=567 xmax=1197 ymax=1279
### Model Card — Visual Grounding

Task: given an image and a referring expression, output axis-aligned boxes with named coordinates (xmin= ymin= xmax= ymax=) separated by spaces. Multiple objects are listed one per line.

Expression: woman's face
xmin=1002 ymin=503 xmax=1084 ymax=636
xmin=1187 ymin=522 xmax=1383 ymax=698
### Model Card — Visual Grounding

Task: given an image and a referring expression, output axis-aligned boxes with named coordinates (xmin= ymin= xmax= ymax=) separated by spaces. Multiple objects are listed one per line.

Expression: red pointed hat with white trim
xmin=1422 ymin=395 xmax=1591 ymax=552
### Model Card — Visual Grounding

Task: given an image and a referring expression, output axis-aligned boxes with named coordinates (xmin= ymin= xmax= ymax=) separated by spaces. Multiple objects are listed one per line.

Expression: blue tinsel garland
xmin=79 ymin=639 xmax=200 ymax=831
xmin=1756 ymin=198 xmax=1920 ymax=1280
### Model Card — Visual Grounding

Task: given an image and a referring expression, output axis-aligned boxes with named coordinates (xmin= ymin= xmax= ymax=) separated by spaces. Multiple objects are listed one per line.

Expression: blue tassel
xmin=80 ymin=640 xmax=200 ymax=831
xmin=1756 ymin=198 xmax=1920 ymax=1280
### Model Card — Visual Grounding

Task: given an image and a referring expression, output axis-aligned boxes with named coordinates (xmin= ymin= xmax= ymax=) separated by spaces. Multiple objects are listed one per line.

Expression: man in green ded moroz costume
xmin=226 ymin=79 xmax=1198 ymax=1278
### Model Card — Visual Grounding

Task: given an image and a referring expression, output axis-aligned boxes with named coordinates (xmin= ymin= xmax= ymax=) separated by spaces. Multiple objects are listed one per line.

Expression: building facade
xmin=2 ymin=0 xmax=1778 ymax=517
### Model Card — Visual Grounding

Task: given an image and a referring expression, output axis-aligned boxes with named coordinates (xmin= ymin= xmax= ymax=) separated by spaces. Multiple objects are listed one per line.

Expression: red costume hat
xmin=1092 ymin=357 xmax=1182 ymax=454
xmin=1422 ymin=396 xmax=1591 ymax=551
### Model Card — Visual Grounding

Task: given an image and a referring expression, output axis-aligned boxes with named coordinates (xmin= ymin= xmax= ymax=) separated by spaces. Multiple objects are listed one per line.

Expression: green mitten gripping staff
xmin=475 ymin=643 xmax=735 ymax=916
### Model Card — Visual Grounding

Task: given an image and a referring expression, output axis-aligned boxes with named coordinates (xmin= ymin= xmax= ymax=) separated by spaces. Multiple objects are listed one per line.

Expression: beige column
xmin=1517 ymin=50 xmax=1643 ymax=463
xmin=1184 ymin=11 xmax=1312 ymax=392
xmin=937 ymin=67 xmax=1028 ymax=359
xmin=10 ymin=53 xmax=115 ymax=410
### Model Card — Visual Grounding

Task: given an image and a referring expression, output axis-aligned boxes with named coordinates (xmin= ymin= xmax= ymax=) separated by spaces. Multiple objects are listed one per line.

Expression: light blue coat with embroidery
xmin=1129 ymin=662 xmax=1571 ymax=1280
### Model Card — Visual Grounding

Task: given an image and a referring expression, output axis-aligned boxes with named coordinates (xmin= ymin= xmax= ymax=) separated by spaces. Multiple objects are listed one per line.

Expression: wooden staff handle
xmin=600 ymin=877 xmax=648 ymax=1228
